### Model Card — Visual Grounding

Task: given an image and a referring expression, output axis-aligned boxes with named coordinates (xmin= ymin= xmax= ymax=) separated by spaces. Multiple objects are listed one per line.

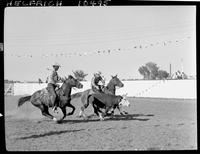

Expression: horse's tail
xmin=71 ymin=92 xmax=83 ymax=99
xmin=18 ymin=95 xmax=31 ymax=107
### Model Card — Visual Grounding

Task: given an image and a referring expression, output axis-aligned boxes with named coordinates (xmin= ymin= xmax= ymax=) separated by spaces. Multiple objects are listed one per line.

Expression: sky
xmin=4 ymin=6 xmax=196 ymax=82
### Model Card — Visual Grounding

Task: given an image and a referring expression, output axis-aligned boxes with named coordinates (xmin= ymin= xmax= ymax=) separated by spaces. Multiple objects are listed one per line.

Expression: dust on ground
xmin=4 ymin=96 xmax=197 ymax=151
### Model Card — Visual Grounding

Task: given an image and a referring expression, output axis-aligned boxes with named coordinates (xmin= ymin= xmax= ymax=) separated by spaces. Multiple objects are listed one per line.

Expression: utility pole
xmin=169 ymin=63 xmax=172 ymax=79
xmin=181 ymin=58 xmax=184 ymax=79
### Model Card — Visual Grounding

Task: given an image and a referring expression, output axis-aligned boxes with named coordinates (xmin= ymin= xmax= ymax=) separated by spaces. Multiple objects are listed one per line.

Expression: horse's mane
xmin=106 ymin=76 xmax=115 ymax=88
xmin=68 ymin=75 xmax=74 ymax=79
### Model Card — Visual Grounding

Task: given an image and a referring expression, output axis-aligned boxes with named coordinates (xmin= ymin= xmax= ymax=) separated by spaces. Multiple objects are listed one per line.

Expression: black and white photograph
xmin=3 ymin=1 xmax=197 ymax=151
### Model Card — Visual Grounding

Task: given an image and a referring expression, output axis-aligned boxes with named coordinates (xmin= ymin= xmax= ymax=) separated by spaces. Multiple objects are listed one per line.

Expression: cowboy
xmin=91 ymin=71 xmax=105 ymax=93
xmin=47 ymin=62 xmax=64 ymax=111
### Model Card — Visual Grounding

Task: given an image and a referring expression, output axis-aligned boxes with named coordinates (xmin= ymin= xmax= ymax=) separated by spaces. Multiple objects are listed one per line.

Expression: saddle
xmin=41 ymin=87 xmax=65 ymax=100
xmin=40 ymin=87 xmax=64 ymax=107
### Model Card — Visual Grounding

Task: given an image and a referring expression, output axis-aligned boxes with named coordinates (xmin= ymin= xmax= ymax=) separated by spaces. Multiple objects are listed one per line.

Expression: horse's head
xmin=65 ymin=75 xmax=83 ymax=89
xmin=110 ymin=75 xmax=124 ymax=88
xmin=118 ymin=93 xmax=130 ymax=107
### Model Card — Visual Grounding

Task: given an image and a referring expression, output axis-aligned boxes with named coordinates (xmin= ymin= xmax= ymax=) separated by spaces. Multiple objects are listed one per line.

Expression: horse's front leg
xmin=57 ymin=98 xmax=68 ymax=122
xmin=38 ymin=103 xmax=58 ymax=122
xmin=66 ymin=103 xmax=75 ymax=115
xmin=59 ymin=106 xmax=67 ymax=121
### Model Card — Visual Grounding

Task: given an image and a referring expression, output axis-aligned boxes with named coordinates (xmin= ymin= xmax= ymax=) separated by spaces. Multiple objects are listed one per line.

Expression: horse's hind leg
xmin=34 ymin=102 xmax=54 ymax=120
xmin=79 ymin=93 xmax=89 ymax=118
xmin=79 ymin=104 xmax=88 ymax=118
xmin=93 ymin=104 xmax=104 ymax=121
xmin=42 ymin=105 xmax=55 ymax=120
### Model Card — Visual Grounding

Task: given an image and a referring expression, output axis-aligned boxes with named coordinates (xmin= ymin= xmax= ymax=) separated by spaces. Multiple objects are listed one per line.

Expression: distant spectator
xmin=46 ymin=77 xmax=49 ymax=83
xmin=38 ymin=78 xmax=43 ymax=84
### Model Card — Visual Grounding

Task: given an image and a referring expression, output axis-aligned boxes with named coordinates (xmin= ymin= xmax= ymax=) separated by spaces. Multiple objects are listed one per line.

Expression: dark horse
xmin=71 ymin=75 xmax=127 ymax=118
xmin=18 ymin=75 xmax=83 ymax=122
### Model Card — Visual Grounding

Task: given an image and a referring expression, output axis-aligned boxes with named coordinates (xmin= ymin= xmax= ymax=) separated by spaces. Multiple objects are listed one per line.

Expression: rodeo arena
xmin=3 ymin=7 xmax=197 ymax=151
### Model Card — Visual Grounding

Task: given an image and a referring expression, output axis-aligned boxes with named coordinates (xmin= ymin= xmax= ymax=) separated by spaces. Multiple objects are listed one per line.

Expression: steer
xmin=88 ymin=93 xmax=130 ymax=121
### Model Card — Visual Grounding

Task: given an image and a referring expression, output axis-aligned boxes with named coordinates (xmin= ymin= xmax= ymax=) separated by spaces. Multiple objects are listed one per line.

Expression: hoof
xmin=123 ymin=111 xmax=128 ymax=115
xmin=56 ymin=120 xmax=63 ymax=124
xmin=77 ymin=115 xmax=82 ymax=118
xmin=106 ymin=113 xmax=112 ymax=116
xmin=99 ymin=117 xmax=104 ymax=121
xmin=83 ymin=116 xmax=89 ymax=120
xmin=53 ymin=117 xmax=57 ymax=122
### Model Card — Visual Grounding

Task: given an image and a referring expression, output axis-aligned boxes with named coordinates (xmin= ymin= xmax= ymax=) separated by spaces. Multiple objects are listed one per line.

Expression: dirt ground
xmin=4 ymin=95 xmax=197 ymax=151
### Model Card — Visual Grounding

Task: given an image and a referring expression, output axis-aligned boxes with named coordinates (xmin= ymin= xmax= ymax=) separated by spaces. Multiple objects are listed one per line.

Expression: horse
xmin=71 ymin=75 xmax=128 ymax=118
xmin=18 ymin=75 xmax=83 ymax=122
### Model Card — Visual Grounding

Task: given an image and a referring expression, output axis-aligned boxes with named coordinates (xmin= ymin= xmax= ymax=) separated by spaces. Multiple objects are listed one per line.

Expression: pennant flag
xmin=6 ymin=36 xmax=190 ymax=59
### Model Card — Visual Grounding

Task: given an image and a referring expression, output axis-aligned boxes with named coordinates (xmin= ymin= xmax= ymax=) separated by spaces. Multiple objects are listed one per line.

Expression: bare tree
xmin=73 ymin=70 xmax=88 ymax=81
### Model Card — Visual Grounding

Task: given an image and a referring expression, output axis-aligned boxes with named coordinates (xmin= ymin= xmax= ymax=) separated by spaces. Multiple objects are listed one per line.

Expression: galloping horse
xmin=71 ymin=75 xmax=127 ymax=117
xmin=18 ymin=75 xmax=83 ymax=122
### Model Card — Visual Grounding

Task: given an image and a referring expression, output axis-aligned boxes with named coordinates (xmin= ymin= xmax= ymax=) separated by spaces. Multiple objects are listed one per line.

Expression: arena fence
xmin=11 ymin=79 xmax=196 ymax=99
xmin=4 ymin=83 xmax=14 ymax=95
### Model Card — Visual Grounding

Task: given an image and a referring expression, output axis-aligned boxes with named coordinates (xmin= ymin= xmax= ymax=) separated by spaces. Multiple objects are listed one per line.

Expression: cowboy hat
xmin=94 ymin=71 xmax=102 ymax=75
xmin=52 ymin=62 xmax=61 ymax=67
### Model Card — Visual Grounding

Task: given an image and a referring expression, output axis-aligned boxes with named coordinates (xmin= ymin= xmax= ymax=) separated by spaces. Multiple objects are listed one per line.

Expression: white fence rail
xmin=13 ymin=80 xmax=196 ymax=99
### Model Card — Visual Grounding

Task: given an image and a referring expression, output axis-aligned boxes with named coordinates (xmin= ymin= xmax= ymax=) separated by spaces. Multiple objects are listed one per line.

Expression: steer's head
xmin=118 ymin=93 xmax=130 ymax=107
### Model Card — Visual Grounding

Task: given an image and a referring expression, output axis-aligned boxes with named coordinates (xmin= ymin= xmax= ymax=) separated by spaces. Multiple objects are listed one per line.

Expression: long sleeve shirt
xmin=48 ymin=70 xmax=62 ymax=85
xmin=91 ymin=76 xmax=105 ymax=88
